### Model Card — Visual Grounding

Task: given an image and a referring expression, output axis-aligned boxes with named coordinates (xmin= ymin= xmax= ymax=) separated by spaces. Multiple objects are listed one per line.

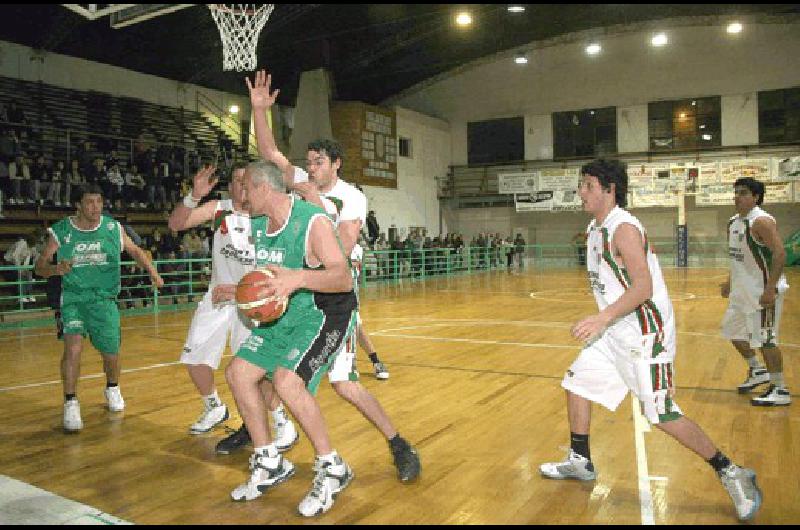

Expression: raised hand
xmin=191 ymin=164 xmax=218 ymax=200
xmin=245 ymin=69 xmax=280 ymax=110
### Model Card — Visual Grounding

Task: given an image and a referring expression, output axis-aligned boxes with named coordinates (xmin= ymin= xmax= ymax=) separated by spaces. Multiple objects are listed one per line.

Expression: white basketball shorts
xmin=721 ymin=292 xmax=784 ymax=348
xmin=180 ymin=290 xmax=253 ymax=369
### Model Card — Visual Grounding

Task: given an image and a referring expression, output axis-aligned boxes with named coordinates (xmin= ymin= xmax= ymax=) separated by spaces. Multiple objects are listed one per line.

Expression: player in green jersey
xmin=35 ymin=183 xmax=163 ymax=432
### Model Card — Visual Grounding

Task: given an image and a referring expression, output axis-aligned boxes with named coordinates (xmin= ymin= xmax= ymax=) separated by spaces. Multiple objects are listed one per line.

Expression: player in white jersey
xmin=167 ymin=164 xmax=298 ymax=450
xmin=721 ymin=177 xmax=790 ymax=406
xmin=228 ymin=70 xmax=420 ymax=484
xmin=539 ymin=159 xmax=761 ymax=522
xmin=346 ymin=240 xmax=390 ymax=380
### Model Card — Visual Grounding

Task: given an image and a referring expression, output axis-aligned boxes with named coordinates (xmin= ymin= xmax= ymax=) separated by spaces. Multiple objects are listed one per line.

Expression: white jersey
xmin=293 ymin=168 xmax=367 ymax=228
xmin=586 ymin=206 xmax=675 ymax=356
xmin=727 ymin=206 xmax=789 ymax=311
xmin=209 ymin=199 xmax=255 ymax=286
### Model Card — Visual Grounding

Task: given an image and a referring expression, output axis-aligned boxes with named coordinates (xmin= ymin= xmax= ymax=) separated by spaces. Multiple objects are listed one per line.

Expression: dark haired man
xmin=35 ymin=184 xmax=163 ymax=432
xmin=721 ymin=177 xmax=790 ymax=406
xmin=539 ymin=159 xmax=762 ymax=522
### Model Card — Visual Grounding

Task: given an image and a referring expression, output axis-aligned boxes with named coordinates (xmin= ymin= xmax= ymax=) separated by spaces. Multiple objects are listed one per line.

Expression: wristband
xmin=183 ymin=194 xmax=200 ymax=208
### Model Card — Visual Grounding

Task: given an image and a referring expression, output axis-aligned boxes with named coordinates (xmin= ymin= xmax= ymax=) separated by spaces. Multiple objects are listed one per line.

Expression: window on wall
xmin=399 ymin=137 xmax=412 ymax=158
xmin=467 ymin=117 xmax=524 ymax=165
xmin=758 ymin=87 xmax=800 ymax=144
xmin=552 ymin=107 xmax=617 ymax=159
xmin=648 ymin=96 xmax=721 ymax=151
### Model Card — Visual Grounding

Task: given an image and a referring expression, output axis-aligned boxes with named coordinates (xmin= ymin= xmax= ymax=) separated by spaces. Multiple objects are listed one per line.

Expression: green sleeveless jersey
xmin=250 ymin=197 xmax=356 ymax=319
xmin=48 ymin=215 xmax=123 ymax=303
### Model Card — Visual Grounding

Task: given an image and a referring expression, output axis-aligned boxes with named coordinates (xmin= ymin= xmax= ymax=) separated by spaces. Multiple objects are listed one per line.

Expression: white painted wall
xmin=391 ymin=19 xmax=800 ymax=165
xmin=362 ymin=107 xmax=450 ymax=239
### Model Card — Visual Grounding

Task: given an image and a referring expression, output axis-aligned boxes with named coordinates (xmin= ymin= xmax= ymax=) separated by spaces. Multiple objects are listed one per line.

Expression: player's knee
xmin=332 ymin=380 xmax=361 ymax=402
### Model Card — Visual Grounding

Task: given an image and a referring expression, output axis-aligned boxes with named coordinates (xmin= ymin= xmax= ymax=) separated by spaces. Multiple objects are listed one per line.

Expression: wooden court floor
xmin=0 ymin=267 xmax=797 ymax=525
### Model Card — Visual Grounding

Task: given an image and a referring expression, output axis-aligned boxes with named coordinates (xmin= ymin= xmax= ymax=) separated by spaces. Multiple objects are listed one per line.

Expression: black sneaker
xmin=215 ymin=423 xmax=251 ymax=455
xmin=390 ymin=437 xmax=421 ymax=482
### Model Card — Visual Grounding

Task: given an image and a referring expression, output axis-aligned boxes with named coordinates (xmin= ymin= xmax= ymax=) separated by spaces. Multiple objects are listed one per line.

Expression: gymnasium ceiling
xmin=0 ymin=4 xmax=798 ymax=106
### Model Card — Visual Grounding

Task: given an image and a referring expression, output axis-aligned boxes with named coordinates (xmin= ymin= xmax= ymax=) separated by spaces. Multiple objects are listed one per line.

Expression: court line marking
xmin=0 ymin=474 xmax=132 ymax=525
xmin=632 ymin=400 xmax=656 ymax=525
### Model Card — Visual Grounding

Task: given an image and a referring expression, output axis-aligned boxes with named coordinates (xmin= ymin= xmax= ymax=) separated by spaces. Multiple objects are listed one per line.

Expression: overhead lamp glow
xmin=585 ymin=43 xmax=601 ymax=56
xmin=455 ymin=12 xmax=472 ymax=26
xmin=727 ymin=22 xmax=743 ymax=34
xmin=651 ymin=33 xmax=668 ymax=47
xmin=679 ymin=112 xmax=687 ymax=119
xmin=507 ymin=5 xmax=525 ymax=13
xmin=702 ymin=134 xmax=713 ymax=141
xmin=699 ymin=124 xmax=706 ymax=129
xmin=229 ymin=104 xmax=239 ymax=114
xmin=514 ymin=55 xmax=528 ymax=65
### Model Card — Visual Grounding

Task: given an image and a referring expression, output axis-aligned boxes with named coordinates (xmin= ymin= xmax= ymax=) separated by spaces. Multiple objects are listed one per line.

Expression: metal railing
xmin=0 ymin=243 xmax=732 ymax=329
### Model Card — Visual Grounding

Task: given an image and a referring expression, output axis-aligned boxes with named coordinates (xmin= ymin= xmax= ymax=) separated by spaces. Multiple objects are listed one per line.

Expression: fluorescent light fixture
xmin=514 ymin=55 xmax=528 ymax=65
xmin=586 ymin=43 xmax=601 ymax=55
xmin=507 ymin=5 xmax=525 ymax=13
xmin=651 ymin=33 xmax=668 ymax=47
xmin=699 ymin=124 xmax=706 ymax=129
xmin=229 ymin=104 xmax=239 ymax=114
xmin=727 ymin=22 xmax=743 ymax=34
xmin=702 ymin=134 xmax=713 ymax=140
xmin=456 ymin=12 xmax=472 ymax=26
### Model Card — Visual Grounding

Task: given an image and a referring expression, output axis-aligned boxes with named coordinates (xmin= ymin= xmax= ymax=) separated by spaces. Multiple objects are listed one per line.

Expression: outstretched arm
xmin=168 ymin=165 xmax=219 ymax=232
xmin=123 ymin=232 xmax=164 ymax=288
xmin=246 ymin=70 xmax=295 ymax=185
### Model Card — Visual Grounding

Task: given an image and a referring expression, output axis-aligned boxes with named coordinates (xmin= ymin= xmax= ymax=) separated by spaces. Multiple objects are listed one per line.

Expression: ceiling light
xmin=229 ymin=104 xmax=239 ymax=114
xmin=455 ymin=12 xmax=472 ymax=26
xmin=589 ymin=110 xmax=595 ymax=116
xmin=651 ymin=33 xmax=668 ymax=47
xmin=514 ymin=54 xmax=528 ymax=65
xmin=702 ymin=134 xmax=712 ymax=141
xmin=727 ymin=22 xmax=743 ymax=34
xmin=691 ymin=100 xmax=696 ymax=106
xmin=585 ymin=43 xmax=601 ymax=56
xmin=679 ymin=112 xmax=686 ymax=119
xmin=507 ymin=5 xmax=525 ymax=13
xmin=699 ymin=124 xmax=706 ymax=129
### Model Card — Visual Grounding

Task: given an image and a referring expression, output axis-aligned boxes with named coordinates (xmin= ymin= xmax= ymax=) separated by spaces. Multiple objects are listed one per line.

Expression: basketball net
xmin=208 ymin=4 xmax=275 ymax=72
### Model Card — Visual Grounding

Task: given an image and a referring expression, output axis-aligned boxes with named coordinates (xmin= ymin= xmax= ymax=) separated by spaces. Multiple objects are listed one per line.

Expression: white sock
xmin=746 ymin=357 xmax=762 ymax=370
xmin=203 ymin=391 xmax=221 ymax=409
xmin=770 ymin=373 xmax=785 ymax=388
xmin=271 ymin=404 xmax=288 ymax=425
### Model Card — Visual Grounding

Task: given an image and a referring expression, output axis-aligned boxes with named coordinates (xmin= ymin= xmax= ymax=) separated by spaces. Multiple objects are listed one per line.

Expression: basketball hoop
xmin=208 ymin=4 xmax=275 ymax=72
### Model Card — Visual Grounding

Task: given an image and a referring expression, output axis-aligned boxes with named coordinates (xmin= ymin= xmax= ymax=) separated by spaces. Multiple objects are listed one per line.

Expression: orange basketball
xmin=236 ymin=269 xmax=287 ymax=323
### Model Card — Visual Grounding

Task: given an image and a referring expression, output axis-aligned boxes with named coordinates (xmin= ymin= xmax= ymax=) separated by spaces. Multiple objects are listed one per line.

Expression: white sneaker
xmin=190 ymin=403 xmax=229 ymax=434
xmin=750 ymin=385 xmax=791 ymax=407
xmin=274 ymin=418 xmax=299 ymax=452
xmin=373 ymin=362 xmax=390 ymax=380
xmin=231 ymin=452 xmax=295 ymax=501
xmin=719 ymin=464 xmax=762 ymax=521
xmin=539 ymin=449 xmax=596 ymax=481
xmin=298 ymin=455 xmax=354 ymax=517
xmin=737 ymin=367 xmax=770 ymax=394
xmin=104 ymin=386 xmax=125 ymax=412
xmin=63 ymin=400 xmax=83 ymax=432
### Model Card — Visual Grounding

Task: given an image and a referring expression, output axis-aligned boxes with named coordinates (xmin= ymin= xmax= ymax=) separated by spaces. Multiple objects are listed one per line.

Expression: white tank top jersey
xmin=586 ymin=206 xmax=675 ymax=356
xmin=727 ymin=206 xmax=789 ymax=311
xmin=210 ymin=198 xmax=255 ymax=286
xmin=293 ymin=168 xmax=368 ymax=228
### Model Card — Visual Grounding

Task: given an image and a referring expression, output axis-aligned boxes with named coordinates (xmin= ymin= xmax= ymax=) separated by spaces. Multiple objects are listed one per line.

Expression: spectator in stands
xmin=76 ymin=140 xmax=94 ymax=174
xmin=503 ymin=237 xmax=514 ymax=271
xmin=366 ymin=210 xmax=380 ymax=247
xmin=162 ymin=161 xmax=181 ymax=208
xmin=31 ymin=154 xmax=50 ymax=206
xmin=67 ymin=159 xmax=85 ymax=205
xmin=49 ymin=160 xmax=65 ymax=206
xmin=4 ymin=234 xmax=35 ymax=303
xmin=8 ymin=154 xmax=30 ymax=204
xmin=0 ymin=157 xmax=9 ymax=207
xmin=0 ymin=129 xmax=18 ymax=163
xmin=124 ymin=164 xmax=146 ymax=208
xmin=106 ymin=162 xmax=124 ymax=210
xmin=514 ymin=233 xmax=526 ymax=270
xmin=145 ymin=160 xmax=166 ymax=209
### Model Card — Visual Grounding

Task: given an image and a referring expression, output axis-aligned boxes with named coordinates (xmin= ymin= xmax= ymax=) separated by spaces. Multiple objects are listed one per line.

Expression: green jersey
xmin=250 ymin=197 xmax=356 ymax=318
xmin=48 ymin=215 xmax=124 ymax=304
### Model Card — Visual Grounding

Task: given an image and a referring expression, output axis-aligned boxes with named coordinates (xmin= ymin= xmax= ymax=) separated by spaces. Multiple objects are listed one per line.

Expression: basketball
xmin=235 ymin=269 xmax=287 ymax=323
